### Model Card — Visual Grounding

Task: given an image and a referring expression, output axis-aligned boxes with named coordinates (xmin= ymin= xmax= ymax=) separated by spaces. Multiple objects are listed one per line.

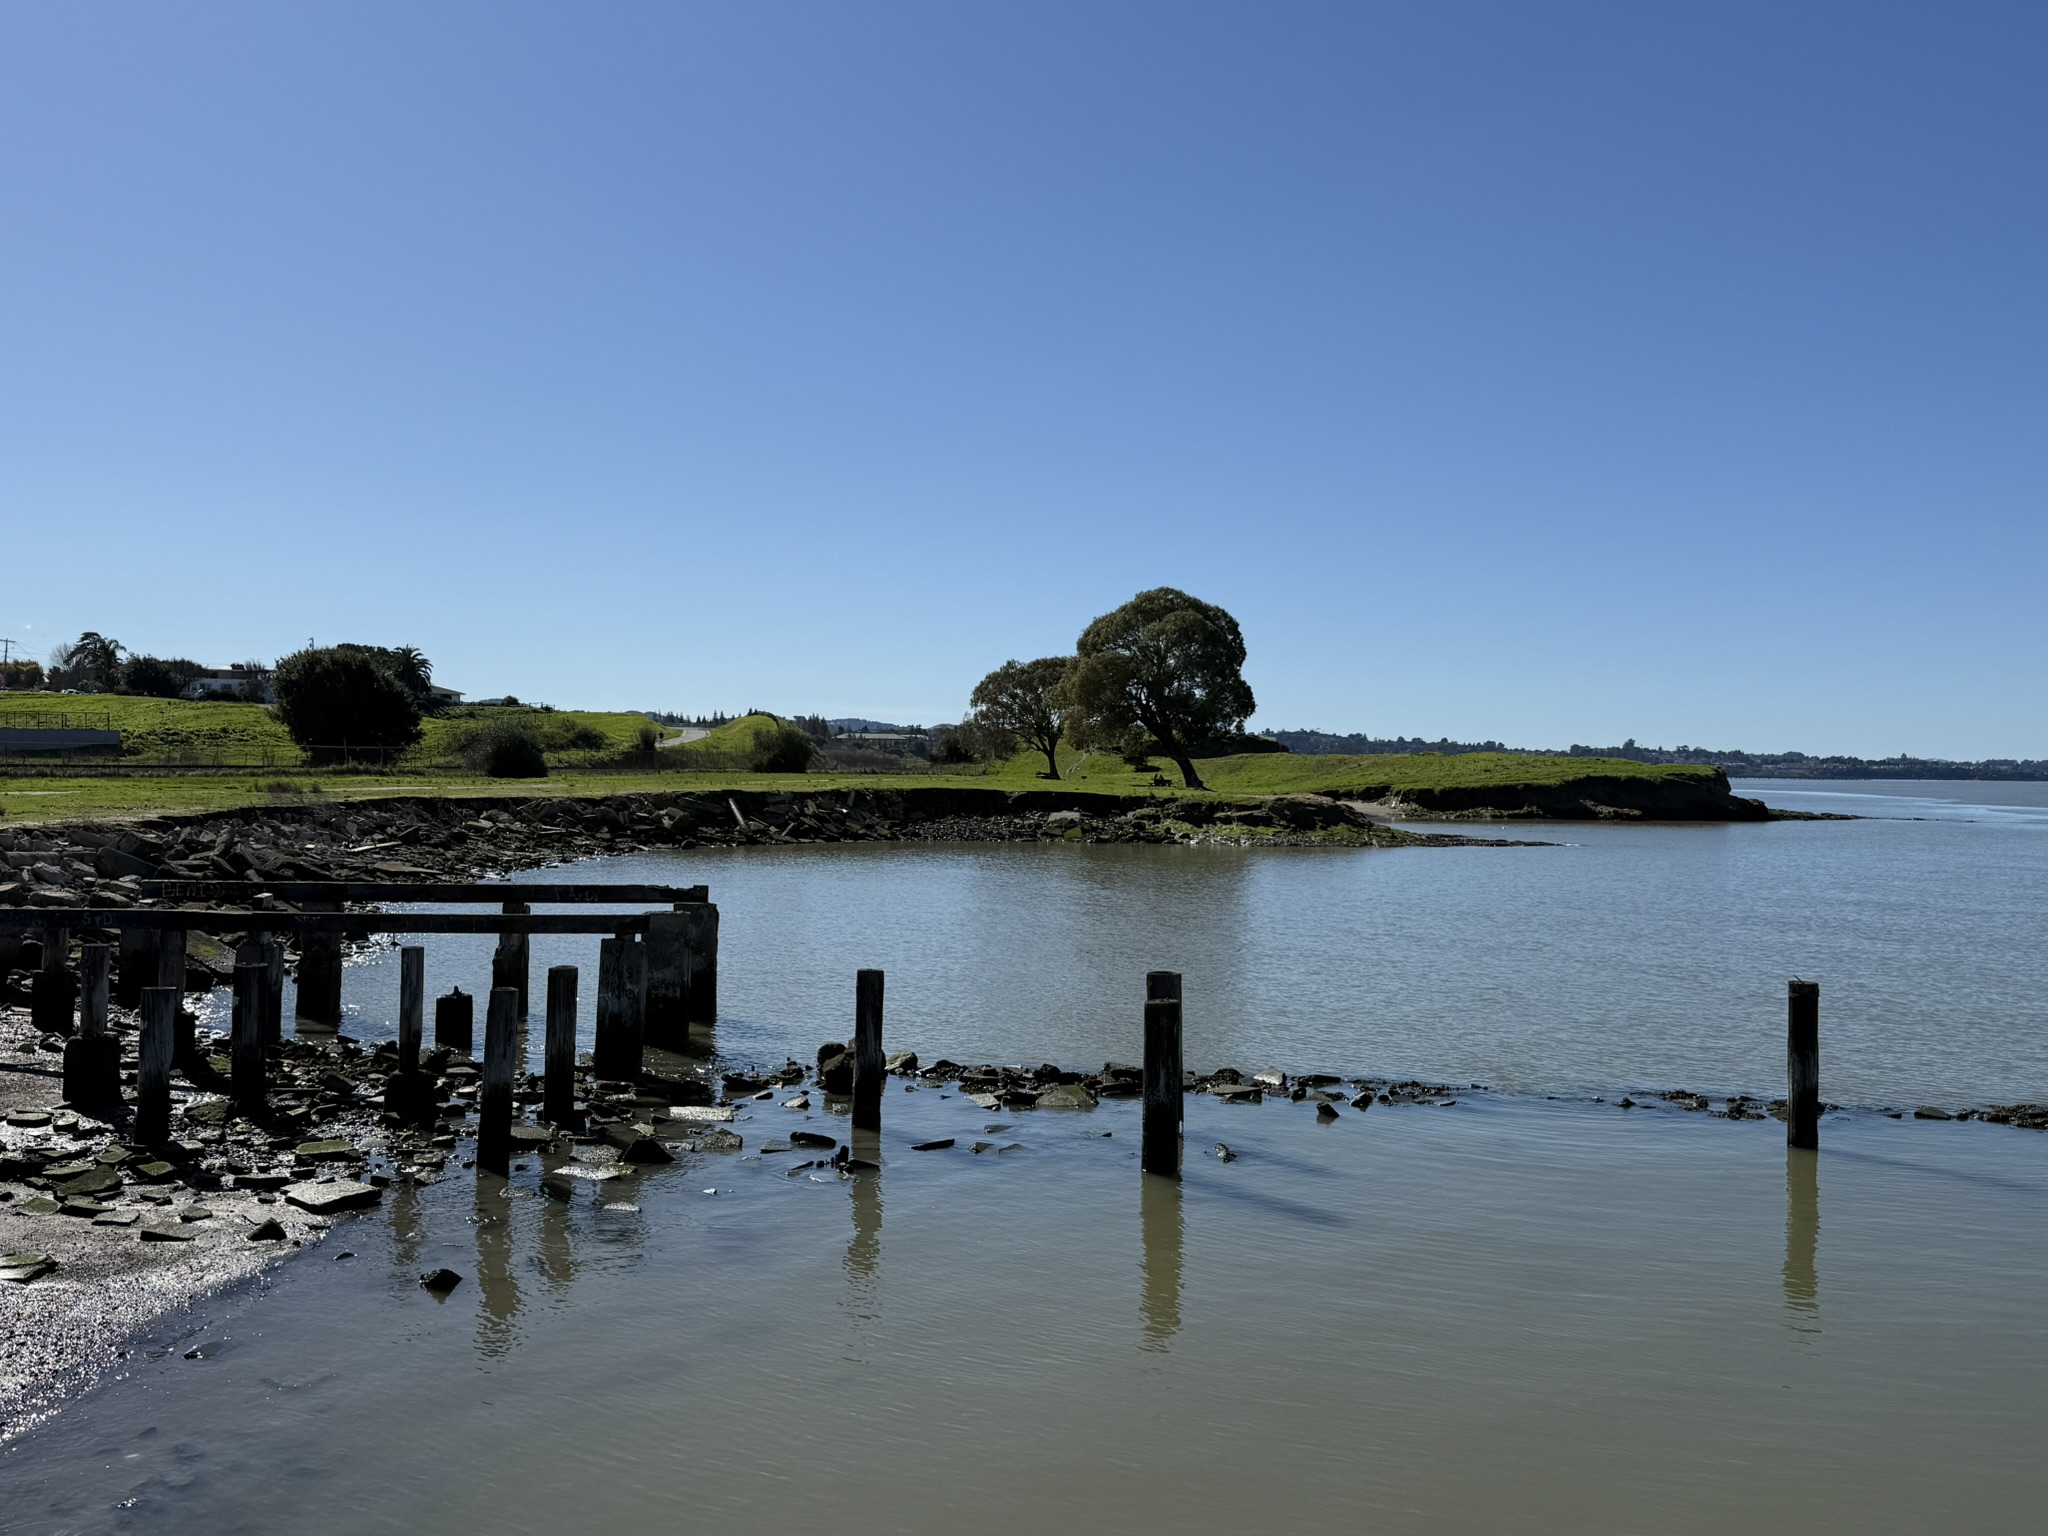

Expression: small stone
xmin=1349 ymin=1093 xmax=1374 ymax=1111
xmin=59 ymin=1198 xmax=110 ymax=1218
xmin=1316 ymin=1102 xmax=1340 ymax=1121
xmin=94 ymin=1209 xmax=140 ymax=1227
xmin=294 ymin=1139 xmax=354 ymax=1160
xmin=910 ymin=1138 xmax=955 ymax=1152
xmin=0 ymin=1252 xmax=56 ymax=1282
xmin=284 ymin=1179 xmax=382 ymax=1214
xmin=781 ymin=1096 xmax=810 ymax=1111
xmin=665 ymin=1105 xmax=736 ymax=1123
xmin=696 ymin=1127 xmax=743 ymax=1152
xmin=1913 ymin=1106 xmax=1953 ymax=1121
xmin=885 ymin=1051 xmax=920 ymax=1074
xmin=139 ymin=1225 xmax=193 ymax=1243
xmin=420 ymin=1267 xmax=463 ymax=1295
xmin=615 ymin=1136 xmax=673 ymax=1165
xmin=1215 ymin=1143 xmax=1236 ymax=1161
xmin=247 ymin=1217 xmax=287 ymax=1241
xmin=789 ymin=1131 xmax=836 ymax=1150
xmin=18 ymin=1197 xmax=61 ymax=1217
xmin=5 ymin=1111 xmax=51 ymax=1129
xmin=180 ymin=1205 xmax=215 ymax=1223
xmin=55 ymin=1166 xmax=122 ymax=1199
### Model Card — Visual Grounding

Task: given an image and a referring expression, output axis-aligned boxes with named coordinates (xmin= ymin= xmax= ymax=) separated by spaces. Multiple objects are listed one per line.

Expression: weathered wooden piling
xmin=1142 ymin=971 xmax=1185 ymax=1179
xmin=853 ymin=968 xmax=885 ymax=1132
xmin=643 ymin=910 xmax=690 ymax=1050
xmin=397 ymin=945 xmax=425 ymax=1075
xmin=479 ymin=985 xmax=517 ymax=1175
xmin=155 ymin=927 xmax=193 ymax=1068
xmin=137 ymin=986 xmax=176 ymax=1144
xmin=685 ymin=902 xmax=719 ymax=1024
xmin=63 ymin=944 xmax=120 ymax=1106
xmin=493 ymin=902 xmax=531 ymax=1018
xmin=295 ymin=903 xmax=344 ymax=1029
xmin=262 ymin=940 xmax=285 ymax=1043
xmin=232 ymin=961 xmax=267 ymax=1107
xmin=1787 ymin=979 xmax=1820 ymax=1150
xmin=29 ymin=924 xmax=75 ymax=1035
xmin=116 ymin=926 xmax=155 ymax=1007
xmin=435 ymin=987 xmax=475 ymax=1055
xmin=593 ymin=936 xmax=647 ymax=1081
xmin=544 ymin=964 xmax=578 ymax=1127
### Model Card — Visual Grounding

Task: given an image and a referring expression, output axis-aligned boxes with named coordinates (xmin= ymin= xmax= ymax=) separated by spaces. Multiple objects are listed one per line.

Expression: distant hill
xmin=1271 ymin=729 xmax=2048 ymax=781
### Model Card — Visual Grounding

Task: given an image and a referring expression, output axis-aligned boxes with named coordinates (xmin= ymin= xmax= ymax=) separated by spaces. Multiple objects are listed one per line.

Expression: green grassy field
xmin=0 ymin=692 xmax=654 ymax=766
xmin=984 ymin=744 xmax=1715 ymax=796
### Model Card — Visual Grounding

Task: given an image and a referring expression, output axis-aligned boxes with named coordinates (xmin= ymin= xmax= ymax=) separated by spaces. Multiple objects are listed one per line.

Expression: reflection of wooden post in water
xmin=1787 ymin=980 xmax=1820 ymax=1150
xmin=1140 ymin=1170 xmax=1184 ymax=1350
xmin=1143 ymin=971 xmax=1184 ymax=1179
xmin=853 ymin=970 xmax=885 ymax=1132
xmin=545 ymin=965 xmax=579 ymax=1127
xmin=479 ymin=986 xmax=518 ymax=1175
xmin=474 ymin=1179 xmax=521 ymax=1358
xmin=846 ymin=1128 xmax=882 ymax=1288
xmin=1783 ymin=1147 xmax=1819 ymax=1325
xmin=536 ymin=1172 xmax=575 ymax=1292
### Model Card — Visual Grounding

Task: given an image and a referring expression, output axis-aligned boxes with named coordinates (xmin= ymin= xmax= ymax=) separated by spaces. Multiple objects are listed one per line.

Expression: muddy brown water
xmin=2 ymin=779 xmax=2045 ymax=1530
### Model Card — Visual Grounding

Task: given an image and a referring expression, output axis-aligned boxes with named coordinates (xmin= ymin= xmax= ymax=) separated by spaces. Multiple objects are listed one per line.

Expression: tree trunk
xmin=1170 ymin=750 xmax=1205 ymax=790
xmin=1039 ymin=743 xmax=1061 ymax=779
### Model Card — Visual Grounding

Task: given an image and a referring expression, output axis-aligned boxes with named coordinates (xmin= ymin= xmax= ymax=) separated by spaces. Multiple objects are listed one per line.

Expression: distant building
xmin=834 ymin=731 xmax=931 ymax=757
xmin=180 ymin=666 xmax=274 ymax=704
xmin=429 ymin=685 xmax=465 ymax=705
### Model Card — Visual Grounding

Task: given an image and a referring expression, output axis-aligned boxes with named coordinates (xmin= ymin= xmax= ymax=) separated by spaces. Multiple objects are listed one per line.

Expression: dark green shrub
xmin=120 ymin=655 xmax=203 ymax=698
xmin=465 ymin=722 xmax=549 ymax=778
xmin=748 ymin=720 xmax=817 ymax=773
xmin=272 ymin=648 xmax=424 ymax=765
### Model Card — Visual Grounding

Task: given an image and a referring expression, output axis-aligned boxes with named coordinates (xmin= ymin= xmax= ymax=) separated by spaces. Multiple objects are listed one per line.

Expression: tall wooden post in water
xmin=295 ymin=904 xmax=343 ymax=1029
xmin=493 ymin=902 xmax=531 ymax=1019
xmin=853 ymin=969 xmax=885 ymax=1132
xmin=232 ymin=961 xmax=267 ymax=1107
xmin=64 ymin=944 xmax=119 ymax=1106
xmin=1787 ymin=979 xmax=1820 ymax=1150
xmin=1143 ymin=971 xmax=1184 ymax=1179
xmin=479 ymin=986 xmax=517 ymax=1175
xmin=137 ymin=987 xmax=176 ymax=1144
xmin=593 ymin=937 xmax=646 ymax=1081
xmin=397 ymin=945 xmax=425 ymax=1075
xmin=544 ymin=965 xmax=579 ymax=1128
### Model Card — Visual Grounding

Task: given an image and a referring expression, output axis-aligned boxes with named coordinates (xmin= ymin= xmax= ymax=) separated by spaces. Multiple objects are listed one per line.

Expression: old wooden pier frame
xmin=3 ymin=880 xmax=720 ymax=1155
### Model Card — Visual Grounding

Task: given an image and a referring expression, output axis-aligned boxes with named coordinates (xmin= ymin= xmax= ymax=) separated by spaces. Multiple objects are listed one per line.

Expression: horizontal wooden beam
xmin=0 ymin=909 xmax=662 ymax=936
xmin=137 ymin=881 xmax=709 ymax=905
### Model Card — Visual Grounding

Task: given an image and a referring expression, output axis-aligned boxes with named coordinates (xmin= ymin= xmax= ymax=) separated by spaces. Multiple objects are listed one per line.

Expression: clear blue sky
xmin=4 ymin=2 xmax=2042 ymax=757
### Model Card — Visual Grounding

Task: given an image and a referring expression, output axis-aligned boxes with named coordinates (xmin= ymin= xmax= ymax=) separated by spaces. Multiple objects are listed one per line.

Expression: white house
xmin=180 ymin=666 xmax=274 ymax=704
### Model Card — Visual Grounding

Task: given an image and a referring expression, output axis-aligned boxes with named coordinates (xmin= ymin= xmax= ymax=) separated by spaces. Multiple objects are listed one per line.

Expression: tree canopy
xmin=271 ymin=646 xmax=424 ymax=765
xmin=969 ymin=656 xmax=1073 ymax=778
xmin=1058 ymin=587 xmax=1254 ymax=790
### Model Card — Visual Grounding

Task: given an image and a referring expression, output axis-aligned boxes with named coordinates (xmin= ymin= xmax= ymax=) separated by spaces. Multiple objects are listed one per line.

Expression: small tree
xmin=49 ymin=632 xmax=124 ymax=692
xmin=1058 ymin=588 xmax=1255 ymax=791
xmin=463 ymin=720 xmax=548 ymax=778
xmin=968 ymin=656 xmax=1073 ymax=778
xmin=272 ymin=647 xmax=424 ymax=765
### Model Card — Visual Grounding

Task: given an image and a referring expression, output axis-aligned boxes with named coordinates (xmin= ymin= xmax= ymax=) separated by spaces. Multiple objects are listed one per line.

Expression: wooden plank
xmin=136 ymin=881 xmax=708 ymax=905
xmin=0 ymin=909 xmax=658 ymax=935
xmin=137 ymin=987 xmax=175 ymax=1144
xmin=232 ymin=961 xmax=266 ymax=1107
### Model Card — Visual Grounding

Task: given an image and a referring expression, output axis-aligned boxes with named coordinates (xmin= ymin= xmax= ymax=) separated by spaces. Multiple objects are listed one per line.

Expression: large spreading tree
xmin=969 ymin=656 xmax=1073 ymax=778
xmin=1058 ymin=588 xmax=1255 ymax=790
xmin=271 ymin=646 xmax=424 ymax=765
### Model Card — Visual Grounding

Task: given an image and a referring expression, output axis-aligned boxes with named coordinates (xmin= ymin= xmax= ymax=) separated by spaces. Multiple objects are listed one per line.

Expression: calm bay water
xmin=5 ymin=779 xmax=2045 ymax=1531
